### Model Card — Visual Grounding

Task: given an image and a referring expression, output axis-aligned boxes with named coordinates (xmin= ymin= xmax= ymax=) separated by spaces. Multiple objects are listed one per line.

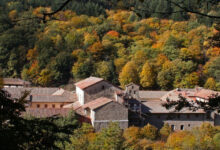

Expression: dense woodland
xmin=0 ymin=0 xmax=219 ymax=90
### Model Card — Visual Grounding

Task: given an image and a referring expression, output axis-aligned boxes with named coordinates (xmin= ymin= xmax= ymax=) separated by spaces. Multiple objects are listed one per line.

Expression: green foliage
xmin=0 ymin=1 xmax=218 ymax=90
xmin=159 ymin=123 xmax=172 ymax=141
xmin=90 ymin=122 xmax=123 ymax=150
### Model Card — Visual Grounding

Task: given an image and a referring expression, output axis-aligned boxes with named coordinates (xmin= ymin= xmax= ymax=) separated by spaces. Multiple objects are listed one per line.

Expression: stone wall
xmin=94 ymin=121 xmax=128 ymax=131
xmin=84 ymin=81 xmax=120 ymax=104
xmin=93 ymin=101 xmax=128 ymax=131
xmin=31 ymin=102 xmax=70 ymax=108
xmin=145 ymin=113 xmax=214 ymax=130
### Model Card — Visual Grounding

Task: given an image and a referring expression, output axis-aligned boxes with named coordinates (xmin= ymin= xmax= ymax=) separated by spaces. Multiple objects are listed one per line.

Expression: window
xmin=188 ymin=124 xmax=190 ymax=127
xmin=206 ymin=112 xmax=211 ymax=119
xmin=187 ymin=114 xmax=190 ymax=119
xmin=132 ymin=86 xmax=134 ymax=89
xmin=52 ymin=104 xmax=55 ymax=108
xmin=60 ymin=104 xmax=64 ymax=108
xmin=180 ymin=125 xmax=184 ymax=130
xmin=102 ymin=85 xmax=105 ymax=90
xmin=45 ymin=104 xmax=48 ymax=108
xmin=171 ymin=125 xmax=175 ymax=131
xmin=177 ymin=114 xmax=180 ymax=119
xmin=134 ymin=91 xmax=136 ymax=94
xmin=37 ymin=104 xmax=40 ymax=108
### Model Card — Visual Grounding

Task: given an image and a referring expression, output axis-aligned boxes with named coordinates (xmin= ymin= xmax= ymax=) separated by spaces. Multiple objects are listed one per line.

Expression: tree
xmin=119 ymin=61 xmax=139 ymax=88
xmin=208 ymin=57 xmax=220 ymax=82
xmin=162 ymin=94 xmax=220 ymax=114
xmin=90 ymin=122 xmax=123 ymax=150
xmin=140 ymin=123 xmax=158 ymax=140
xmin=166 ymin=131 xmax=195 ymax=149
xmin=213 ymin=133 xmax=220 ymax=149
xmin=159 ymin=123 xmax=172 ymax=141
xmin=95 ymin=61 xmax=112 ymax=80
xmin=66 ymin=123 xmax=95 ymax=150
xmin=140 ymin=61 xmax=155 ymax=88
xmin=204 ymin=77 xmax=217 ymax=90
xmin=123 ymin=126 xmax=141 ymax=149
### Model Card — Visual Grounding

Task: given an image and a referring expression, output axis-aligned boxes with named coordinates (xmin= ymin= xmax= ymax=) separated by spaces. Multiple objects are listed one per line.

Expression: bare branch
xmin=170 ymin=0 xmax=220 ymax=19
xmin=42 ymin=0 xmax=73 ymax=23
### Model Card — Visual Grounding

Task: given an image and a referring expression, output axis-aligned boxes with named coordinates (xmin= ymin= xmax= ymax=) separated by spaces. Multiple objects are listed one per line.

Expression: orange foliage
xmin=106 ymin=30 xmax=119 ymax=38
xmin=32 ymin=7 xmax=51 ymax=19
xmin=206 ymin=47 xmax=220 ymax=57
xmin=26 ymin=48 xmax=37 ymax=61
xmin=123 ymin=24 xmax=134 ymax=33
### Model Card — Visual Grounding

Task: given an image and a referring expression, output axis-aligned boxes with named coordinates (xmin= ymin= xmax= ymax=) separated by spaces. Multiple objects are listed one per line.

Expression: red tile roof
xmin=161 ymin=87 xmax=220 ymax=101
xmin=82 ymin=97 xmax=112 ymax=110
xmin=75 ymin=77 xmax=103 ymax=90
xmin=195 ymin=89 xmax=220 ymax=99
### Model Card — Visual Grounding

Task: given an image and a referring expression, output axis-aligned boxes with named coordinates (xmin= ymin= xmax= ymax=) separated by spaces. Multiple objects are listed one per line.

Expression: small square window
xmin=52 ymin=104 xmax=55 ymax=108
xmin=37 ymin=104 xmax=40 ymax=108
xmin=45 ymin=104 xmax=48 ymax=108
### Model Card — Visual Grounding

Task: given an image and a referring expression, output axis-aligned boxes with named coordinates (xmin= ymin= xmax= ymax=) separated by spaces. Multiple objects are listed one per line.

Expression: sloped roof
xmin=75 ymin=77 xmax=103 ymax=90
xmin=161 ymin=87 xmax=220 ymax=101
xmin=23 ymin=108 xmax=72 ymax=118
xmin=139 ymin=91 xmax=168 ymax=100
xmin=3 ymin=78 xmax=31 ymax=85
xmin=82 ymin=97 xmax=112 ymax=110
xmin=3 ymin=87 xmax=76 ymax=103
xmin=142 ymin=100 xmax=205 ymax=114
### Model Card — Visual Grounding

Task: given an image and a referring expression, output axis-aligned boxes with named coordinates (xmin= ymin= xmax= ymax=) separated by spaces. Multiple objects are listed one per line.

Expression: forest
xmin=0 ymin=0 xmax=219 ymax=90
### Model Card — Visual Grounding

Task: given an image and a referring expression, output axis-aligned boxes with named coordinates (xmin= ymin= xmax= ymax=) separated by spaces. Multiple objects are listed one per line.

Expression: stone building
xmin=142 ymin=100 xmax=214 ymax=130
xmin=4 ymin=76 xmax=219 ymax=131
xmin=64 ymin=77 xmax=128 ymax=131
xmin=3 ymin=78 xmax=31 ymax=88
xmin=4 ymin=87 xmax=76 ymax=109
xmin=123 ymin=85 xmax=219 ymax=130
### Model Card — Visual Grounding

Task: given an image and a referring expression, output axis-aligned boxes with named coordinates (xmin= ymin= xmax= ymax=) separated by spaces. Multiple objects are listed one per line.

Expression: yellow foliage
xmin=119 ymin=61 xmax=139 ymax=87
xmin=26 ymin=48 xmax=37 ymax=61
xmin=166 ymin=131 xmax=195 ymax=149
xmin=114 ymin=58 xmax=127 ymax=73
xmin=204 ymin=77 xmax=216 ymax=90
xmin=140 ymin=61 xmax=155 ymax=88
xmin=33 ymin=7 xmax=51 ymax=19
xmin=8 ymin=10 xmax=17 ymax=20
xmin=107 ymin=10 xmax=132 ymax=25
